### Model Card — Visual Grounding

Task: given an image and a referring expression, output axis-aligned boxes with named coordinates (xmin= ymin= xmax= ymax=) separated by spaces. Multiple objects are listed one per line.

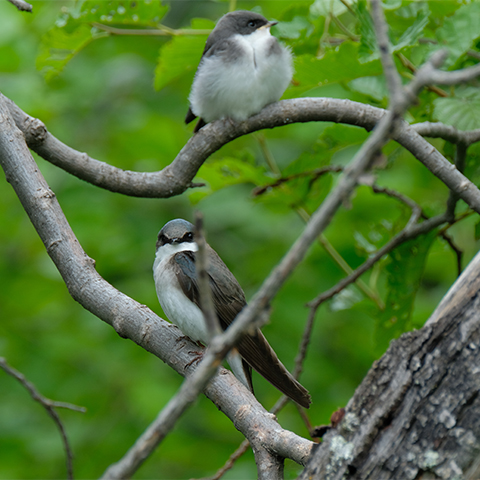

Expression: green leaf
xmin=349 ymin=75 xmax=388 ymax=102
xmin=273 ymin=15 xmax=311 ymax=40
xmin=433 ymin=87 xmax=480 ymax=131
xmin=189 ymin=158 xmax=271 ymax=204
xmin=36 ymin=24 xmax=99 ymax=81
xmin=37 ymin=1 xmax=169 ymax=79
xmin=310 ymin=0 xmax=350 ymax=18
xmin=66 ymin=0 xmax=169 ymax=26
xmin=436 ymin=2 xmax=480 ymax=67
xmin=375 ymin=230 xmax=437 ymax=352
xmin=392 ymin=10 xmax=429 ymax=53
xmin=355 ymin=2 xmax=378 ymax=63
xmin=154 ymin=19 xmax=213 ymax=91
xmin=293 ymin=43 xmax=382 ymax=91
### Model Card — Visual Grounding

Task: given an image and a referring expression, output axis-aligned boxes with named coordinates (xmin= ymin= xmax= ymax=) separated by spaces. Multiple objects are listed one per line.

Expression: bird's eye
xmin=185 ymin=232 xmax=194 ymax=241
xmin=247 ymin=20 xmax=256 ymax=27
xmin=158 ymin=234 xmax=167 ymax=244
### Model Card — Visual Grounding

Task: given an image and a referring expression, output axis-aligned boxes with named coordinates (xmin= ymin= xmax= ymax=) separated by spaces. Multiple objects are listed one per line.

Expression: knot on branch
xmin=24 ymin=117 xmax=47 ymax=146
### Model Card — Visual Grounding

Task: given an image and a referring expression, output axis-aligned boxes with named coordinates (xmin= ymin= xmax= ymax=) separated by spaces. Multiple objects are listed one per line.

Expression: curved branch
xmin=0 ymin=92 xmax=315 ymax=476
xmin=413 ymin=122 xmax=480 ymax=146
xmin=5 ymin=92 xmax=480 ymax=215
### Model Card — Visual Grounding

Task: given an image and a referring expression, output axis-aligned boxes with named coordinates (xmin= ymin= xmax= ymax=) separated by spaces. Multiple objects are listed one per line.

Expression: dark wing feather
xmin=173 ymin=249 xmax=311 ymax=408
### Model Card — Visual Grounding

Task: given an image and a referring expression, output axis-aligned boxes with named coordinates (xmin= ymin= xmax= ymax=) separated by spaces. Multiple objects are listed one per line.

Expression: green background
xmin=1 ymin=0 xmax=479 ymax=478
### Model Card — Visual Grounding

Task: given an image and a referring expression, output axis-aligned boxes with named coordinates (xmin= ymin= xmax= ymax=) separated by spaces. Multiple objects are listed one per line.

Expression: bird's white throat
xmin=154 ymin=241 xmax=198 ymax=265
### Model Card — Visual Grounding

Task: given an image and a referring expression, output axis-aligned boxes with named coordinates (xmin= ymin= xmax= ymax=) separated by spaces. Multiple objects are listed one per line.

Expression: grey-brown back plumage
xmin=172 ymin=245 xmax=311 ymax=408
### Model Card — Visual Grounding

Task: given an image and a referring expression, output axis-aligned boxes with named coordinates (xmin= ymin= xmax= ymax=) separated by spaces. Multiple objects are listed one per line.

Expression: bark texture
xmin=300 ymin=250 xmax=480 ymax=479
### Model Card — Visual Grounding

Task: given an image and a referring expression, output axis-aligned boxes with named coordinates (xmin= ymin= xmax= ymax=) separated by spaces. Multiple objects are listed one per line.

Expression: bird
xmin=185 ymin=10 xmax=293 ymax=132
xmin=153 ymin=219 xmax=311 ymax=408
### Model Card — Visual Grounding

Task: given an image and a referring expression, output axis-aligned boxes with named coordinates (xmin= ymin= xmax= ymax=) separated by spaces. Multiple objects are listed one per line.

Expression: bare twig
xmin=446 ymin=143 xmax=468 ymax=222
xmin=396 ymin=53 xmax=449 ymax=97
xmin=91 ymin=22 xmax=211 ymax=36
xmin=370 ymin=0 xmax=403 ymax=106
xmin=252 ymin=166 xmax=343 ymax=196
xmin=195 ymin=212 xmax=222 ymax=338
xmin=307 ymin=212 xmax=448 ymax=309
xmin=6 ymin=0 xmax=32 ymax=12
xmin=198 ymin=439 xmax=251 ymax=480
xmin=413 ymin=122 xmax=480 ymax=146
xmin=0 ymin=357 xmax=85 ymax=479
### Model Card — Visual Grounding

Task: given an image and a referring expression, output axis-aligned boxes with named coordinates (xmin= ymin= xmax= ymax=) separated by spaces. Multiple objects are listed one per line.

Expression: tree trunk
xmin=300 ymin=250 xmax=480 ymax=479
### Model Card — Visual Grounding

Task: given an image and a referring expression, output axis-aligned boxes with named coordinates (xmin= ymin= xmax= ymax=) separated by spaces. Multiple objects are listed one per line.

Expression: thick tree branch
xmin=299 ymin=247 xmax=480 ymax=479
xmin=4 ymin=92 xmax=480 ymax=215
xmin=0 ymin=92 xmax=315 ymax=477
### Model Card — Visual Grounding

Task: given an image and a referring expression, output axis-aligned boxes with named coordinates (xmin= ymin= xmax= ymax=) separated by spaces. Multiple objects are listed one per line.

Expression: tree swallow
xmin=185 ymin=10 xmax=293 ymax=132
xmin=153 ymin=219 xmax=311 ymax=408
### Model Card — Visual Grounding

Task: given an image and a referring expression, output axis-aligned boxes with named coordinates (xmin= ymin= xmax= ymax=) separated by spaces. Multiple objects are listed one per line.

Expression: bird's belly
xmin=190 ymin=37 xmax=292 ymax=123
xmin=153 ymin=260 xmax=210 ymax=345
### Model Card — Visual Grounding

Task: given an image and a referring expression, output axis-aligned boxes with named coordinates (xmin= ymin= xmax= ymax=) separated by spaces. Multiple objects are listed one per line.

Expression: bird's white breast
xmin=153 ymin=242 xmax=210 ymax=345
xmin=189 ymin=28 xmax=293 ymax=123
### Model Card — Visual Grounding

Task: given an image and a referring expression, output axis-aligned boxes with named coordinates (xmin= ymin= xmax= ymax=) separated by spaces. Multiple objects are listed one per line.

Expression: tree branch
xmin=299 ymin=247 xmax=480 ymax=478
xmin=0 ymin=357 xmax=85 ymax=479
xmin=6 ymin=0 xmax=32 ymax=12
xmin=0 ymin=93 xmax=315 ymax=478
xmin=4 ymin=91 xmax=480 ymax=215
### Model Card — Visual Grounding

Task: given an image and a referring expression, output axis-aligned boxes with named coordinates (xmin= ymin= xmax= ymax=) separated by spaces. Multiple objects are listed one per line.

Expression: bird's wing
xmin=172 ymin=250 xmax=311 ymax=408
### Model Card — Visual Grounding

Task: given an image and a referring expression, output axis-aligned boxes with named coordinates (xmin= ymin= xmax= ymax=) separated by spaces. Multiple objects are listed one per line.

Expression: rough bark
xmin=300 ymin=249 xmax=480 ymax=479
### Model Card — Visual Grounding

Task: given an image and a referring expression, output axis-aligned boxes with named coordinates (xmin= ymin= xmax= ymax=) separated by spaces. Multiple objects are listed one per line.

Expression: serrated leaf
xmin=433 ymin=87 xmax=480 ymax=131
xmin=436 ymin=2 xmax=480 ymax=67
xmin=273 ymin=15 xmax=311 ymax=40
xmin=310 ymin=0 xmax=351 ymax=18
xmin=189 ymin=158 xmax=271 ymax=204
xmin=375 ymin=230 xmax=437 ymax=352
xmin=355 ymin=1 xmax=378 ymax=63
xmin=36 ymin=24 xmax=99 ymax=81
xmin=37 ymin=1 xmax=169 ymax=79
xmin=393 ymin=10 xmax=429 ymax=52
xmin=294 ymin=43 xmax=382 ymax=91
xmin=349 ymin=75 xmax=388 ymax=102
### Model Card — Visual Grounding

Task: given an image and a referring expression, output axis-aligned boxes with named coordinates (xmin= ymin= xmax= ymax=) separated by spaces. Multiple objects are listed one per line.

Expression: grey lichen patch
xmin=339 ymin=412 xmax=360 ymax=434
xmin=419 ymin=449 xmax=441 ymax=469
xmin=327 ymin=435 xmax=354 ymax=474
xmin=438 ymin=409 xmax=456 ymax=429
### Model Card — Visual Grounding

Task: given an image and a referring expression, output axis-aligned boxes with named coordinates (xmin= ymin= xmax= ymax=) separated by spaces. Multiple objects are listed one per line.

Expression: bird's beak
xmin=261 ymin=21 xmax=278 ymax=30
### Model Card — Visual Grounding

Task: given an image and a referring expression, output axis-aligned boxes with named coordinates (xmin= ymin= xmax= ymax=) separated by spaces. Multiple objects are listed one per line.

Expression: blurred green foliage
xmin=1 ymin=0 xmax=480 ymax=478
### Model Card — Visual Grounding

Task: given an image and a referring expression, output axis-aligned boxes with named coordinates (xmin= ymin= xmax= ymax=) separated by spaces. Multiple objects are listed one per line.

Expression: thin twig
xmin=307 ymin=212 xmax=449 ymax=309
xmin=6 ymin=0 xmax=32 ymax=12
xmin=198 ymin=439 xmax=251 ymax=480
xmin=0 ymin=357 xmax=85 ymax=479
xmin=252 ymin=166 xmax=343 ymax=196
xmin=413 ymin=122 xmax=480 ymax=146
xmin=195 ymin=212 xmax=222 ymax=339
xmin=397 ymin=53 xmax=448 ymax=97
xmin=370 ymin=0 xmax=403 ymax=106
xmin=446 ymin=143 xmax=468 ymax=222
xmin=91 ymin=22 xmax=211 ymax=36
